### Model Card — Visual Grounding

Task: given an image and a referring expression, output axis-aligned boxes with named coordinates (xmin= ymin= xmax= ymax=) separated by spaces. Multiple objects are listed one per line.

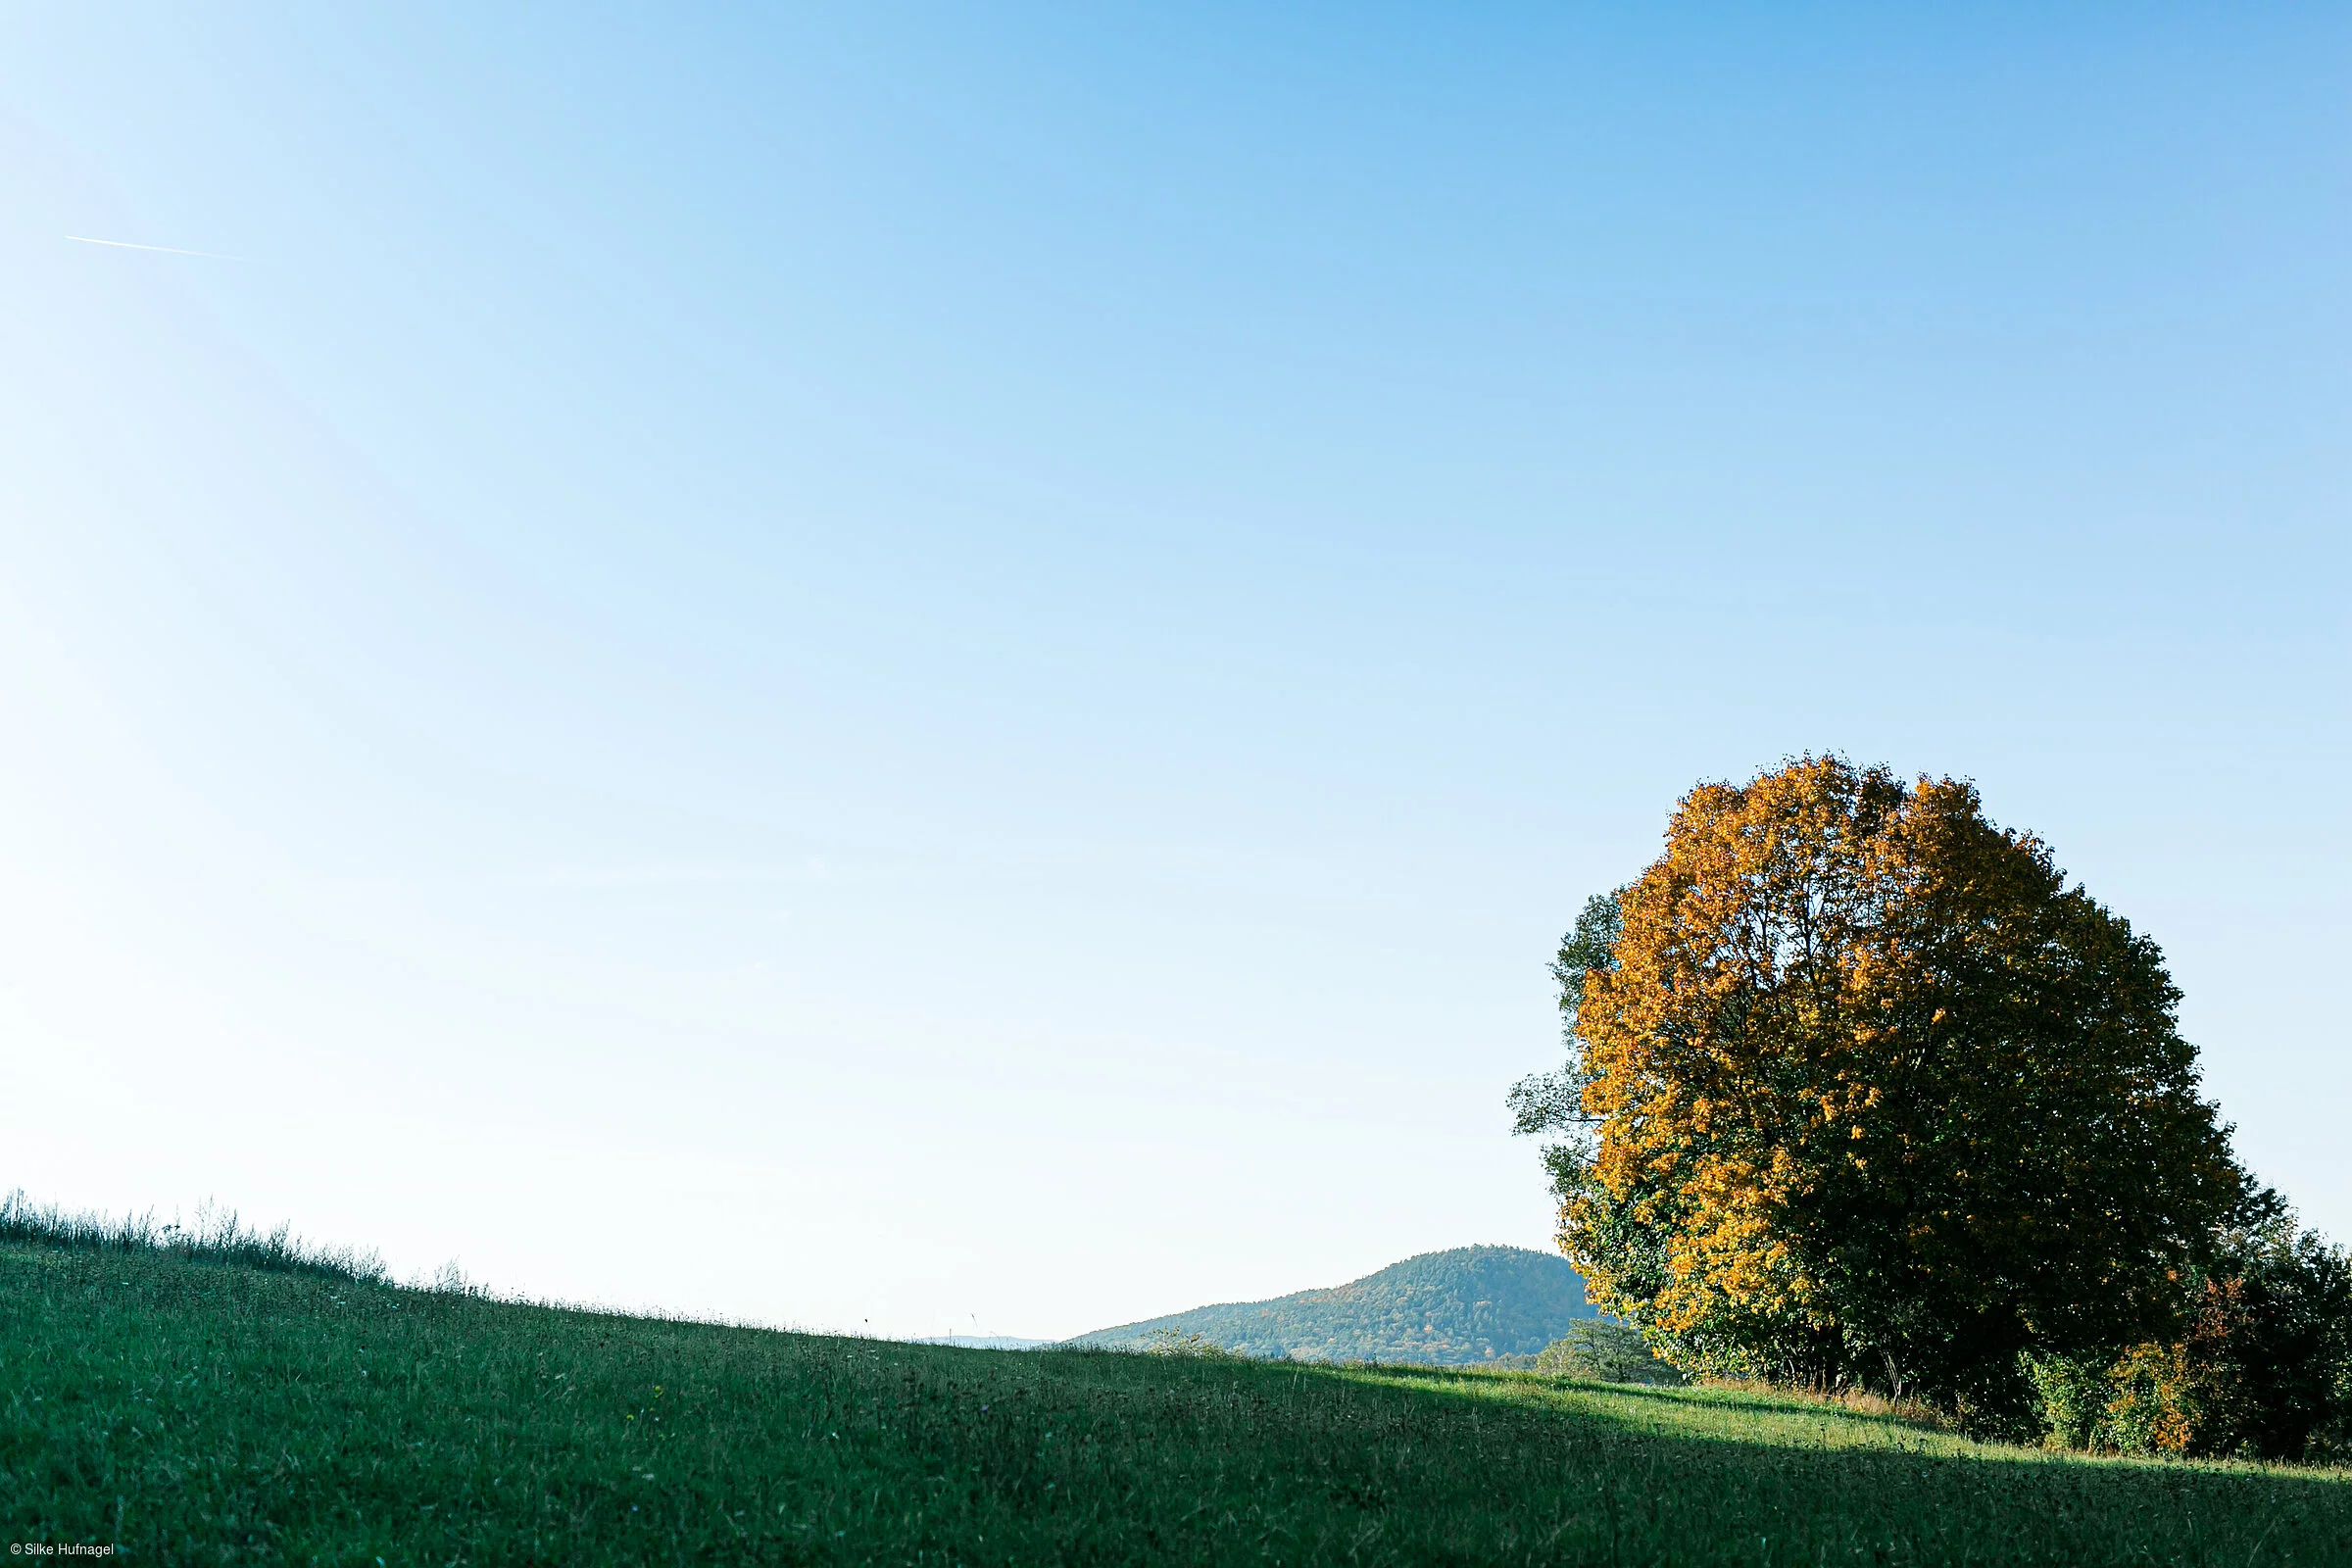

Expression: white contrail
xmin=66 ymin=234 xmax=238 ymax=260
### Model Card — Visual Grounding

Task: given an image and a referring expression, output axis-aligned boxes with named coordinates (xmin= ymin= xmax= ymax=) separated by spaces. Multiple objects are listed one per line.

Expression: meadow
xmin=5 ymin=1241 xmax=2347 ymax=1566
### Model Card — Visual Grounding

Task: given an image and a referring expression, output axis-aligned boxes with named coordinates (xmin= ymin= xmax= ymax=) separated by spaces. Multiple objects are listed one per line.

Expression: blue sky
xmin=2 ymin=5 xmax=2344 ymax=1338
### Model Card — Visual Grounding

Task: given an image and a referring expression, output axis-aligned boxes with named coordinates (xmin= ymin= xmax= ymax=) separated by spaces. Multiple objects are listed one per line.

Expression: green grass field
xmin=6 ymin=1244 xmax=2347 ymax=1565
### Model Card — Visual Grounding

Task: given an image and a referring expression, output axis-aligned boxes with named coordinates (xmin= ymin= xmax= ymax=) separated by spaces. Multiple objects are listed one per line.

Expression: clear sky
xmin=2 ymin=5 xmax=2344 ymax=1340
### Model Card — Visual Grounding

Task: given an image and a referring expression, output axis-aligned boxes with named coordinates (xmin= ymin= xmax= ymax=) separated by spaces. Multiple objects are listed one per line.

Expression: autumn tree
xmin=1514 ymin=757 xmax=2249 ymax=1416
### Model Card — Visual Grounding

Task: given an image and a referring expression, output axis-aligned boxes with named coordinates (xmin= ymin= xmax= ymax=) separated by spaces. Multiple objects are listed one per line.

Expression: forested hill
xmin=1069 ymin=1246 xmax=1595 ymax=1364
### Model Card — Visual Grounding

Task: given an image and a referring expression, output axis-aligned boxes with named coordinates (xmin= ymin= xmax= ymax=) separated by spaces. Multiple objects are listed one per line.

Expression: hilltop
xmin=1067 ymin=1244 xmax=1595 ymax=1363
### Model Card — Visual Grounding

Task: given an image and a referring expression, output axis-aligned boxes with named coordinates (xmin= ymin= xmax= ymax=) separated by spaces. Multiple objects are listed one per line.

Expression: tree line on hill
xmin=1070 ymin=1246 xmax=1597 ymax=1364
xmin=1513 ymin=756 xmax=2352 ymax=1461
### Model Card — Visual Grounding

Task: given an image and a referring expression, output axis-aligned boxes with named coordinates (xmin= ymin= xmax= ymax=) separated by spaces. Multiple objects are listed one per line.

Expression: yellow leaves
xmin=2101 ymin=1342 xmax=2204 ymax=1454
xmin=1557 ymin=754 xmax=2235 ymax=1387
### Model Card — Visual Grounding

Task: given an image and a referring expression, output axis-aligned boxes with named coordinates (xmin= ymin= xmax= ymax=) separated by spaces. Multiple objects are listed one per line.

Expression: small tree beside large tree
xmin=1514 ymin=756 xmax=2254 ymax=1422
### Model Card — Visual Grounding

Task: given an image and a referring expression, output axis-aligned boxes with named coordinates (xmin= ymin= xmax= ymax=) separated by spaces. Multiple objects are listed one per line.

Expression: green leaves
xmin=1548 ymin=757 xmax=2248 ymax=1417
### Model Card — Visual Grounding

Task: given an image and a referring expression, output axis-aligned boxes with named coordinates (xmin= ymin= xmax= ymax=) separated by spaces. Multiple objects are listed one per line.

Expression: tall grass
xmin=1695 ymin=1375 xmax=1954 ymax=1433
xmin=0 ymin=1188 xmax=387 ymax=1284
xmin=6 ymin=1240 xmax=2345 ymax=1566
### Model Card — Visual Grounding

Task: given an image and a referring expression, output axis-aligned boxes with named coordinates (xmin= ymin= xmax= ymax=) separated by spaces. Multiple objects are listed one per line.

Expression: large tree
xmin=1514 ymin=757 xmax=2249 ymax=1413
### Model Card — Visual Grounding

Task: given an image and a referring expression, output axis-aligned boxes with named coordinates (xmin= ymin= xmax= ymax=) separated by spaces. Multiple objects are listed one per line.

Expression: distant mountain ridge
xmin=1068 ymin=1245 xmax=1596 ymax=1364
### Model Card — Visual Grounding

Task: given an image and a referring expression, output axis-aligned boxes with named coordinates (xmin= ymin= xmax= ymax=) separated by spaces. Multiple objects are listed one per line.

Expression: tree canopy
xmin=1517 ymin=757 xmax=2250 ymax=1415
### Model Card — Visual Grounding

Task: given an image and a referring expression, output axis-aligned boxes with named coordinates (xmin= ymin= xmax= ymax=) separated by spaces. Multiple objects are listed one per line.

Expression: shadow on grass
xmin=1364 ymin=1362 xmax=1960 ymax=1438
xmin=1282 ymin=1353 xmax=2352 ymax=1489
xmin=1013 ymin=1344 xmax=2352 ymax=1568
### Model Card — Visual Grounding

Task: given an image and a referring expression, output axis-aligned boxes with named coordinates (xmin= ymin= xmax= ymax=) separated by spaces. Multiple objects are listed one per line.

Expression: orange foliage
xmin=1562 ymin=757 xmax=2243 ymax=1399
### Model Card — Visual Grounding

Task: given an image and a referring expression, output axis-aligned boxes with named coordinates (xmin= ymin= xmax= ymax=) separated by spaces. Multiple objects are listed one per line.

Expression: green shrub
xmin=1533 ymin=1320 xmax=1683 ymax=1385
xmin=1139 ymin=1327 xmax=1248 ymax=1360
xmin=2021 ymin=1351 xmax=2109 ymax=1450
xmin=2025 ymin=1210 xmax=2352 ymax=1462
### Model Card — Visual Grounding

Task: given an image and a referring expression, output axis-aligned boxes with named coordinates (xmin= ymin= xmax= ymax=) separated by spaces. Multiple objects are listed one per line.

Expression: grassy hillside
xmin=7 ymin=1242 xmax=2348 ymax=1565
xmin=1070 ymin=1244 xmax=1596 ymax=1363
